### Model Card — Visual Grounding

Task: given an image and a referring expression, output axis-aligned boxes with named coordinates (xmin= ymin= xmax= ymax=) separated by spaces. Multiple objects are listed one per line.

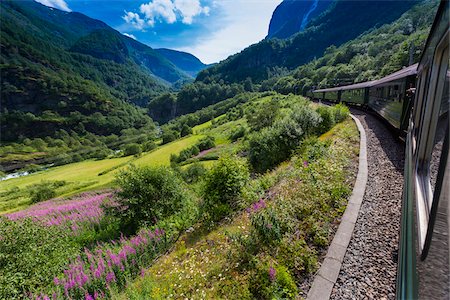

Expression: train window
xmin=429 ymin=57 xmax=449 ymax=195
xmin=414 ymin=36 xmax=449 ymax=253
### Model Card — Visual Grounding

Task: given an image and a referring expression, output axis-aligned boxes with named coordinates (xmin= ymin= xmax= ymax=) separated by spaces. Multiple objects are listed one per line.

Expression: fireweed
xmin=6 ymin=193 xmax=114 ymax=232
xmin=39 ymin=228 xmax=169 ymax=299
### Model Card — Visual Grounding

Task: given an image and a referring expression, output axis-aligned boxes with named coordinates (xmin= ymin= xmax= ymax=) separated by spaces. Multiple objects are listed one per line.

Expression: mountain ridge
xmin=197 ymin=0 xmax=419 ymax=84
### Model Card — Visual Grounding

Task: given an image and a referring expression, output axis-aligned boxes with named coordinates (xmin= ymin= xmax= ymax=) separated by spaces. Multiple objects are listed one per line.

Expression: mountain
xmin=0 ymin=0 xmax=163 ymax=141
xmin=270 ymin=0 xmax=439 ymax=94
xmin=156 ymin=48 xmax=209 ymax=77
xmin=0 ymin=0 xmax=211 ymax=142
xmin=267 ymin=0 xmax=333 ymax=39
xmin=197 ymin=0 xmax=419 ymax=84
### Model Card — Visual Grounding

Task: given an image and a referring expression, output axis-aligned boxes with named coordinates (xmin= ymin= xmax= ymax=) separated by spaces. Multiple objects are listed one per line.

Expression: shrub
xmin=246 ymin=100 xmax=279 ymax=131
xmin=197 ymin=136 xmax=215 ymax=151
xmin=229 ymin=126 xmax=247 ymax=142
xmin=298 ymin=137 xmax=330 ymax=162
xmin=278 ymin=238 xmax=318 ymax=278
xmin=248 ymin=105 xmax=321 ymax=173
xmin=113 ymin=165 xmax=190 ymax=232
xmin=29 ymin=180 xmax=66 ymax=203
xmin=0 ymin=218 xmax=79 ymax=299
xmin=182 ymin=162 xmax=207 ymax=183
xmin=251 ymin=208 xmax=284 ymax=246
xmin=202 ymin=157 xmax=249 ymax=220
xmin=123 ymin=143 xmax=142 ymax=156
xmin=161 ymin=130 xmax=178 ymax=145
xmin=249 ymin=261 xmax=298 ymax=300
xmin=171 ymin=137 xmax=215 ymax=165
xmin=180 ymin=124 xmax=193 ymax=137
xmin=143 ymin=140 xmax=157 ymax=152
xmin=333 ymin=103 xmax=350 ymax=123
xmin=316 ymin=106 xmax=336 ymax=134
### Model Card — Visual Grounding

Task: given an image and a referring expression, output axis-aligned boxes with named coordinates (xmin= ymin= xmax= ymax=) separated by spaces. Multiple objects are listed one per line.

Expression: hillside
xmin=267 ymin=0 xmax=333 ymax=39
xmin=269 ymin=0 xmax=439 ymax=94
xmin=0 ymin=0 xmax=205 ymax=142
xmin=197 ymin=0 xmax=419 ymax=83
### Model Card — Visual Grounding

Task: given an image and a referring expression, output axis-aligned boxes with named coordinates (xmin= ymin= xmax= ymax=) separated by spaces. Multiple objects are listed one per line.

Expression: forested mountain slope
xmin=197 ymin=0 xmax=419 ymax=84
xmin=0 ymin=0 xmax=204 ymax=141
xmin=268 ymin=0 xmax=439 ymax=94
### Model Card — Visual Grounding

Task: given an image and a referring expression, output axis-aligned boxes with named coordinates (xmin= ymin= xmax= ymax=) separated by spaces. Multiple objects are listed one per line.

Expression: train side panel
xmin=368 ymin=77 xmax=413 ymax=130
xmin=341 ymin=88 xmax=366 ymax=105
xmin=323 ymin=91 xmax=340 ymax=102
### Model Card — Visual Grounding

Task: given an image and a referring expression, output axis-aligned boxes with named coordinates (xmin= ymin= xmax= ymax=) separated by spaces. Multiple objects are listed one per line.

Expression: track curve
xmin=330 ymin=109 xmax=405 ymax=299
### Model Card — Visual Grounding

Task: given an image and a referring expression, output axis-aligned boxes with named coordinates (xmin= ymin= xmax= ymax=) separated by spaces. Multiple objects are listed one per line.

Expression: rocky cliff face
xmin=267 ymin=0 xmax=333 ymax=39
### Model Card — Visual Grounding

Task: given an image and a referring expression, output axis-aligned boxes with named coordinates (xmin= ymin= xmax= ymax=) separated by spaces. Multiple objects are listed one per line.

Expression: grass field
xmin=0 ymin=135 xmax=205 ymax=214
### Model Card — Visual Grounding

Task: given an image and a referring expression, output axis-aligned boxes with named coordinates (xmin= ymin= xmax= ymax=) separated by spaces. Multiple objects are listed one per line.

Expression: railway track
xmin=329 ymin=109 xmax=405 ymax=299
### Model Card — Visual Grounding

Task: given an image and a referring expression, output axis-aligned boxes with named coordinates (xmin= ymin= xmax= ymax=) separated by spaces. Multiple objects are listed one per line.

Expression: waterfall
xmin=300 ymin=0 xmax=319 ymax=31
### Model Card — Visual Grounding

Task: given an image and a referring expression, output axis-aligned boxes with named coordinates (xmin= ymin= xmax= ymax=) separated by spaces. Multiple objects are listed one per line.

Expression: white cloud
xmin=140 ymin=0 xmax=177 ymax=25
xmin=174 ymin=0 xmax=210 ymax=24
xmin=35 ymin=0 xmax=71 ymax=12
xmin=177 ymin=0 xmax=282 ymax=64
xmin=122 ymin=11 xmax=145 ymax=30
xmin=123 ymin=33 xmax=137 ymax=40
xmin=124 ymin=0 xmax=209 ymax=29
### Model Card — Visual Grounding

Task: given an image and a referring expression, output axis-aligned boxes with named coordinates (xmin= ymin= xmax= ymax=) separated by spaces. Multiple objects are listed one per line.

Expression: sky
xmin=35 ymin=0 xmax=282 ymax=64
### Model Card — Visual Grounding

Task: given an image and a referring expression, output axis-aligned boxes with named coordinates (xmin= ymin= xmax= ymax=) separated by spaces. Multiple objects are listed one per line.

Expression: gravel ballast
xmin=330 ymin=110 xmax=405 ymax=300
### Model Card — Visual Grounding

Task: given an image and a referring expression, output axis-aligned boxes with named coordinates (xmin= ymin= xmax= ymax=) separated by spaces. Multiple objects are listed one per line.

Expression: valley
xmin=0 ymin=0 xmax=444 ymax=299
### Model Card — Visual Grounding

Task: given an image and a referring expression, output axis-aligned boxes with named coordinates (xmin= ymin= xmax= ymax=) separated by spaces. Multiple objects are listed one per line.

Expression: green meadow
xmin=0 ymin=135 xmax=205 ymax=214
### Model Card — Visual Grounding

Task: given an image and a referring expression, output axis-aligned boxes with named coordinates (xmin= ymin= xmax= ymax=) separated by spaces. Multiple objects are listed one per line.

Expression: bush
xmin=161 ymin=130 xmax=178 ymax=145
xmin=333 ymin=103 xmax=350 ymax=123
xmin=316 ymin=106 xmax=336 ymax=134
xmin=143 ymin=140 xmax=157 ymax=152
xmin=0 ymin=218 xmax=79 ymax=299
xmin=29 ymin=180 xmax=66 ymax=203
xmin=202 ymin=157 xmax=249 ymax=220
xmin=251 ymin=208 xmax=284 ymax=246
xmin=197 ymin=136 xmax=215 ymax=151
xmin=249 ymin=261 xmax=298 ymax=300
xmin=180 ymin=124 xmax=193 ymax=137
xmin=248 ymin=105 xmax=321 ymax=173
xmin=182 ymin=162 xmax=207 ymax=183
xmin=246 ymin=100 xmax=279 ymax=131
xmin=113 ymin=165 xmax=190 ymax=232
xmin=123 ymin=143 xmax=142 ymax=156
xmin=229 ymin=126 xmax=247 ymax=142
xmin=171 ymin=137 xmax=215 ymax=165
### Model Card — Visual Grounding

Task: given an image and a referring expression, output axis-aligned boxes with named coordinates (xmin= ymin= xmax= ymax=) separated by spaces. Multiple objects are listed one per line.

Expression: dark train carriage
xmin=313 ymin=86 xmax=341 ymax=102
xmin=305 ymin=90 xmax=315 ymax=99
xmin=367 ymin=64 xmax=417 ymax=131
xmin=339 ymin=80 xmax=376 ymax=106
xmin=324 ymin=90 xmax=340 ymax=102
xmin=397 ymin=1 xmax=449 ymax=298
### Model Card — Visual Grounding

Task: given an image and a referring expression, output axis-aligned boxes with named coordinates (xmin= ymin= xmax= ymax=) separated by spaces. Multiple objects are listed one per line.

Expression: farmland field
xmin=0 ymin=135 xmax=205 ymax=214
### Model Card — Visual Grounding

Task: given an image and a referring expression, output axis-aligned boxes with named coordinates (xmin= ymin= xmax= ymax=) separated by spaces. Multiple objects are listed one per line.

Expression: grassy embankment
xmin=115 ymin=117 xmax=359 ymax=299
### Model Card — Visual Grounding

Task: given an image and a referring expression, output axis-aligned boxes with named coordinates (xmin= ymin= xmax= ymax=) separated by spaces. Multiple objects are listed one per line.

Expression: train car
xmin=314 ymin=80 xmax=375 ymax=106
xmin=397 ymin=1 xmax=449 ymax=299
xmin=305 ymin=90 xmax=315 ymax=99
xmin=314 ymin=66 xmax=417 ymax=133
xmin=367 ymin=64 xmax=418 ymax=132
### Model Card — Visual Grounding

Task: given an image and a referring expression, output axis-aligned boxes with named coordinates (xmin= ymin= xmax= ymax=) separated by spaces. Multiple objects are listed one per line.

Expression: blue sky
xmin=35 ymin=0 xmax=282 ymax=64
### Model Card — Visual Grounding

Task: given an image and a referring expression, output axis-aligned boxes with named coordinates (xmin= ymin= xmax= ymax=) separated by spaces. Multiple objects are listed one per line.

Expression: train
xmin=311 ymin=63 xmax=418 ymax=134
xmin=310 ymin=1 xmax=449 ymax=298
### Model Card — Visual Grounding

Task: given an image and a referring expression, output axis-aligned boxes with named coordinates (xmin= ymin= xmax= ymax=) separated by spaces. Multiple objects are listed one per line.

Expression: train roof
xmin=313 ymin=63 xmax=418 ymax=93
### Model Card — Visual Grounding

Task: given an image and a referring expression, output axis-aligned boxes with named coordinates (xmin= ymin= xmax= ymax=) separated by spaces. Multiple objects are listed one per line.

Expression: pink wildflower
xmin=269 ymin=266 xmax=276 ymax=282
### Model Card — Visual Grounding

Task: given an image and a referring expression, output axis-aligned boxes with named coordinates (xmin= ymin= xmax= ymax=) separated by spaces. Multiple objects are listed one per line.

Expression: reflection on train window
xmin=414 ymin=68 xmax=430 ymax=141
xmin=429 ymin=56 xmax=449 ymax=196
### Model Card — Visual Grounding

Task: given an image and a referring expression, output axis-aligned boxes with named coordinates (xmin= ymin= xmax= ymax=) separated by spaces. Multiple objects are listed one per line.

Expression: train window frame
xmin=414 ymin=31 xmax=449 ymax=254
